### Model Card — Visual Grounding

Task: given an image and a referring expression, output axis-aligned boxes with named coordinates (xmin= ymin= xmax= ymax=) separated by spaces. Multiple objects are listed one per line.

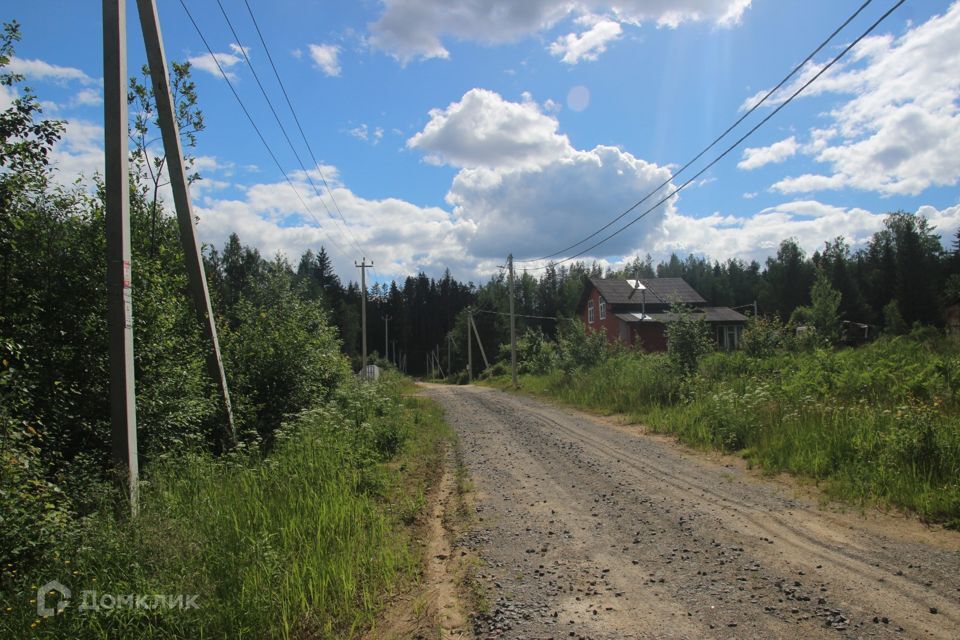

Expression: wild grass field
xmin=1 ymin=374 xmax=451 ymax=639
xmin=486 ymin=329 xmax=960 ymax=527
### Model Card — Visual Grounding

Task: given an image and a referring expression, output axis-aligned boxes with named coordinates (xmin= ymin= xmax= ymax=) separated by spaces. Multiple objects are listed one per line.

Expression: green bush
xmin=515 ymin=326 xmax=558 ymax=374
xmin=740 ymin=315 xmax=787 ymax=358
xmin=222 ymin=278 xmax=349 ymax=447
xmin=665 ymin=304 xmax=714 ymax=375
xmin=556 ymin=318 xmax=610 ymax=372
xmin=0 ymin=339 xmax=72 ymax=568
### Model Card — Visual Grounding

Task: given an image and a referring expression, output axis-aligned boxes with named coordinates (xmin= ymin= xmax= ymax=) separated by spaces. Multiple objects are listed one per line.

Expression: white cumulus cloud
xmin=737 ymin=136 xmax=798 ymax=170
xmin=7 ymin=56 xmax=97 ymax=85
xmin=407 ymin=88 xmax=572 ymax=170
xmin=448 ymin=145 xmax=676 ymax=259
xmin=194 ymin=168 xmax=477 ymax=280
xmin=408 ymin=89 xmax=676 ymax=259
xmin=747 ymin=4 xmax=960 ymax=196
xmin=651 ymin=201 xmax=960 ymax=265
xmin=188 ymin=45 xmax=246 ymax=80
xmin=369 ymin=0 xmax=751 ymax=63
xmin=549 ymin=16 xmax=622 ymax=64
xmin=49 ymin=119 xmax=104 ymax=187
xmin=308 ymin=44 xmax=342 ymax=77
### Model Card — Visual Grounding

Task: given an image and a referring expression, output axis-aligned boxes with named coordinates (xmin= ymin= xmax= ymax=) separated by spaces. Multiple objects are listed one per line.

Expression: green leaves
xmin=665 ymin=303 xmax=714 ymax=376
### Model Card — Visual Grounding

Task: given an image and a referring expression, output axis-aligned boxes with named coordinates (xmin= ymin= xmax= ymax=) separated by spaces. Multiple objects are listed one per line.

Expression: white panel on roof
xmin=626 ymin=279 xmax=646 ymax=290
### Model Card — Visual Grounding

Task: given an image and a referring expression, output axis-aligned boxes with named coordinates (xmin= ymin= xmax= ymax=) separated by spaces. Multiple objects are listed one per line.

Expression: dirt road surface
xmin=422 ymin=383 xmax=960 ymax=640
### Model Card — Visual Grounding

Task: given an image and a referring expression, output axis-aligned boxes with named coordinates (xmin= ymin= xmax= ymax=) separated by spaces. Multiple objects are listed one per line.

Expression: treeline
xmin=330 ymin=212 xmax=959 ymax=377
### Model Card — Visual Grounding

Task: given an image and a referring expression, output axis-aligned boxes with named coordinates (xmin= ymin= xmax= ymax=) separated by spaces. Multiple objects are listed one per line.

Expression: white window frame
xmin=587 ymin=300 xmax=595 ymax=323
xmin=599 ymin=298 xmax=606 ymax=320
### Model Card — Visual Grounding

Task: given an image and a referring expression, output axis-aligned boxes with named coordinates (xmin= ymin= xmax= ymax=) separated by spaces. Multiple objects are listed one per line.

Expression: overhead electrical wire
xmin=523 ymin=0 xmax=907 ymax=271
xmin=516 ymin=0 xmax=876 ymax=265
xmin=474 ymin=309 xmax=560 ymax=321
xmin=213 ymin=0 xmax=373 ymax=269
xmin=176 ymin=0 xmax=352 ymax=262
xmin=238 ymin=0 xmax=382 ymax=279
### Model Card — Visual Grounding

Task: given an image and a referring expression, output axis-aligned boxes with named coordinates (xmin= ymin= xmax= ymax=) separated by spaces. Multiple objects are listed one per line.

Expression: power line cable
xmin=239 ymin=0 xmax=381 ymax=278
xmin=474 ymin=309 xmax=560 ymax=321
xmin=176 ymin=0 xmax=353 ymax=262
xmin=517 ymin=0 xmax=875 ymax=264
xmin=213 ymin=0 xmax=369 ymax=263
xmin=526 ymin=0 xmax=907 ymax=271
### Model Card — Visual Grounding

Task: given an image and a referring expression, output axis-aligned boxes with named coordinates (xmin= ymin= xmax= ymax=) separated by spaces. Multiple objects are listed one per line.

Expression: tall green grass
xmin=0 ymin=375 xmax=451 ymax=638
xmin=493 ymin=336 xmax=960 ymax=526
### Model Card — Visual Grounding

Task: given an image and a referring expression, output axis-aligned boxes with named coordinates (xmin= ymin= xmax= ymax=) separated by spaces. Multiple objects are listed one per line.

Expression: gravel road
xmin=422 ymin=383 xmax=960 ymax=640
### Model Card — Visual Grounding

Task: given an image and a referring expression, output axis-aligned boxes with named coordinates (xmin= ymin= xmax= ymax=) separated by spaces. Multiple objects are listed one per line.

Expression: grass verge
xmin=1 ymin=374 xmax=452 ymax=638
xmin=481 ymin=337 xmax=960 ymax=527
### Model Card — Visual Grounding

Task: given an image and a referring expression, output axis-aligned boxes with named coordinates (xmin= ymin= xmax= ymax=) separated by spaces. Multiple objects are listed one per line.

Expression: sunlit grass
xmin=0 ymin=375 xmax=452 ymax=638
xmin=488 ymin=337 xmax=960 ymax=526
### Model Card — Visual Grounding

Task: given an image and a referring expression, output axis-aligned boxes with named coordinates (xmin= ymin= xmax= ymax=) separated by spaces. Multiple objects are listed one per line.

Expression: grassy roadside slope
xmin=483 ymin=336 xmax=960 ymax=527
xmin=1 ymin=375 xmax=451 ymax=639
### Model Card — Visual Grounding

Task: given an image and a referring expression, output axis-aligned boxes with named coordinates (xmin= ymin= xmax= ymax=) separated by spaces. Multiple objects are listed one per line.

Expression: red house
xmin=577 ymin=277 xmax=748 ymax=351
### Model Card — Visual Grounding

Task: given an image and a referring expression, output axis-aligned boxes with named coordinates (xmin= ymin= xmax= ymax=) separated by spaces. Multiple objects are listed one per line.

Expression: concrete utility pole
xmin=355 ymin=257 xmax=373 ymax=376
xmin=384 ymin=315 xmax=390 ymax=364
xmin=508 ymin=254 xmax=518 ymax=388
xmin=104 ymin=0 xmax=138 ymax=516
xmin=136 ymin=0 xmax=234 ymax=441
xmin=467 ymin=308 xmax=473 ymax=383
xmin=471 ymin=314 xmax=490 ymax=370
xmin=447 ymin=335 xmax=452 ymax=377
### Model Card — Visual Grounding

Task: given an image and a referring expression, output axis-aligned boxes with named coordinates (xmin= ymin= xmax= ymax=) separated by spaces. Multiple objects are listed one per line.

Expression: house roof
xmin=587 ymin=277 xmax=706 ymax=306
xmin=616 ymin=307 xmax=748 ymax=324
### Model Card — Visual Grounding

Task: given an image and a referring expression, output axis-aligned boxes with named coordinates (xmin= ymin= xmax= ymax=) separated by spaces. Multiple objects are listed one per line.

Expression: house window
xmin=599 ymin=298 xmax=606 ymax=320
xmin=717 ymin=325 xmax=743 ymax=350
xmin=588 ymin=300 xmax=595 ymax=323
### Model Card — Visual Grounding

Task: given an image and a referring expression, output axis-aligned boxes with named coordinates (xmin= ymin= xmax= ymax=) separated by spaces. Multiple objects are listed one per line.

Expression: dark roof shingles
xmin=589 ymin=277 xmax=705 ymax=305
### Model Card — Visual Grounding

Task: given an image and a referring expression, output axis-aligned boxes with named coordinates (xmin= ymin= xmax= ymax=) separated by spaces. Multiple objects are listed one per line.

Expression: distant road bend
xmin=423 ymin=384 xmax=960 ymax=640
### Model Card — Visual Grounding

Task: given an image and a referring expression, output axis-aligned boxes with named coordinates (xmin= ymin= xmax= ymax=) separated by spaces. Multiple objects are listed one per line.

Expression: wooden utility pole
xmin=467 ymin=308 xmax=473 ymax=383
xmin=508 ymin=254 xmax=518 ymax=387
xmin=104 ymin=0 xmax=138 ymax=516
xmin=447 ymin=335 xmax=452 ymax=377
xmin=384 ymin=314 xmax=390 ymax=364
xmin=355 ymin=258 xmax=373 ymax=376
xmin=135 ymin=0 xmax=234 ymax=441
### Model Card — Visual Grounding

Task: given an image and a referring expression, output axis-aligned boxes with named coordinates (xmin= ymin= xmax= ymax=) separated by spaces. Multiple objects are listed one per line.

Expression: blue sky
xmin=3 ymin=0 xmax=959 ymax=282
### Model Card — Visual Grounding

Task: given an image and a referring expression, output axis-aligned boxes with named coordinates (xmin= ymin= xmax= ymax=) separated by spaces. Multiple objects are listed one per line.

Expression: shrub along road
xmin=422 ymin=383 xmax=960 ymax=640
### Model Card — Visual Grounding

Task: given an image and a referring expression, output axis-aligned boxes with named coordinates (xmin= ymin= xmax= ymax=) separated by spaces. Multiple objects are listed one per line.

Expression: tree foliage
xmin=789 ymin=271 xmax=843 ymax=344
xmin=665 ymin=304 xmax=714 ymax=375
xmin=0 ymin=25 xmax=348 ymax=568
